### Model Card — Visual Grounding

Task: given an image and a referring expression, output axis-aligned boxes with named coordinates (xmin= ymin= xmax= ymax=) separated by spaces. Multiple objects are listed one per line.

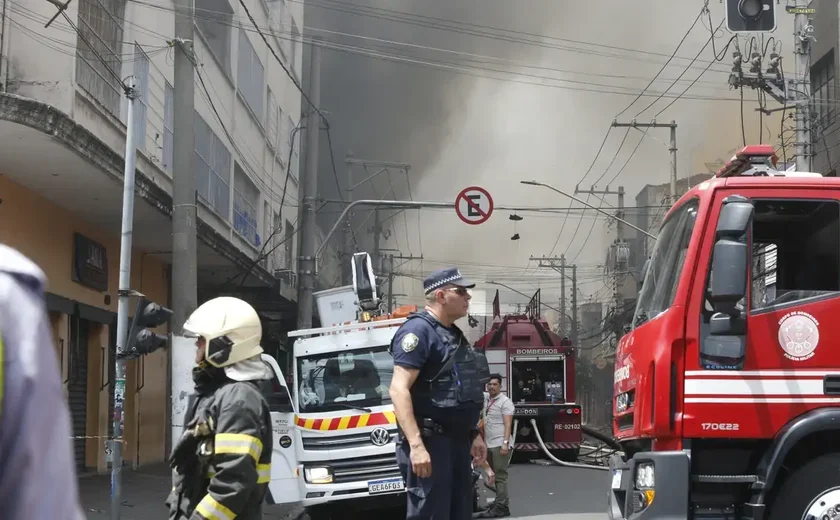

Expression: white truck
xmin=270 ymin=252 xmax=415 ymax=518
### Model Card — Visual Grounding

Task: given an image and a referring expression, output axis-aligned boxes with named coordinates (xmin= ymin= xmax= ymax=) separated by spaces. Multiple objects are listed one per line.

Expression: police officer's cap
xmin=423 ymin=267 xmax=475 ymax=295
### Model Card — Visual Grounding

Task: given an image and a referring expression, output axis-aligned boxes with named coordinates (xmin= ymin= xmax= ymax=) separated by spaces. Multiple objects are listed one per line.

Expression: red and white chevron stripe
xmin=684 ymin=370 xmax=838 ymax=404
xmin=515 ymin=442 xmax=580 ymax=451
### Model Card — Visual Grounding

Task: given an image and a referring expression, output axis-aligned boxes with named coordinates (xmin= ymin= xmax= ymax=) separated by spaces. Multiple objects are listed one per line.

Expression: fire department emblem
xmin=401 ymin=333 xmax=419 ymax=353
xmin=777 ymin=311 xmax=820 ymax=361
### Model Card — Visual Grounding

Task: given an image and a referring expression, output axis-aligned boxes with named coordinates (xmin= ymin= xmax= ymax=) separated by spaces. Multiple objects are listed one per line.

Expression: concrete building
xmin=807 ymin=0 xmax=839 ymax=176
xmin=0 ymin=0 xmax=316 ymax=473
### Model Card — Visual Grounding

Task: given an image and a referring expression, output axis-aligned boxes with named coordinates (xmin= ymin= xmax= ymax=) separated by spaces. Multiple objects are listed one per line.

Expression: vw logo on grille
xmin=370 ymin=427 xmax=391 ymax=447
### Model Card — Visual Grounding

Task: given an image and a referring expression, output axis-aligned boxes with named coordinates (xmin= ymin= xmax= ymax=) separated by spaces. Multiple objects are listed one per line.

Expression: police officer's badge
xmin=401 ymin=333 xmax=419 ymax=353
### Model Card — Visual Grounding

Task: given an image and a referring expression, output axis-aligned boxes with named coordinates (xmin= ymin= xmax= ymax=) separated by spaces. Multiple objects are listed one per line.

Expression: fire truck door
xmin=259 ymin=354 xmax=301 ymax=504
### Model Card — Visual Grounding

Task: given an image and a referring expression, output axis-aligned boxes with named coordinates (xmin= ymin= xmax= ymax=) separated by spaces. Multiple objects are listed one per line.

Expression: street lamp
xmin=519 ymin=180 xmax=657 ymax=240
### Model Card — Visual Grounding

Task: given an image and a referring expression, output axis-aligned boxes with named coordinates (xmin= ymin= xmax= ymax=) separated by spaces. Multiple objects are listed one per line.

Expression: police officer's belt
xmin=397 ymin=417 xmax=471 ymax=440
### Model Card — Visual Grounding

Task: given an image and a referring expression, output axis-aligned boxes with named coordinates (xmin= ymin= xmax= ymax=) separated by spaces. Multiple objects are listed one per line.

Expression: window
xmin=297 ymin=345 xmax=393 ymax=413
xmin=266 ymin=87 xmax=282 ymax=151
xmin=285 ymin=219 xmax=294 ymax=268
xmin=132 ymin=45 xmax=150 ymax=151
xmin=75 ymin=0 xmax=126 ymax=115
xmin=194 ymin=113 xmax=232 ymax=218
xmin=811 ymin=50 xmax=836 ymax=131
xmin=281 ymin=115 xmax=294 ymax=164
xmin=264 ymin=0 xmax=290 ymax=61
xmin=196 ymin=0 xmax=234 ymax=76
xmin=633 ymin=198 xmax=699 ymax=327
xmin=750 ymin=199 xmax=840 ymax=311
xmin=290 ymin=19 xmax=301 ymax=78
xmin=163 ymin=82 xmax=174 ymax=171
xmin=237 ymin=29 xmax=264 ymax=119
xmin=233 ymin=163 xmax=260 ymax=246
xmin=258 ymin=360 xmax=294 ymax=413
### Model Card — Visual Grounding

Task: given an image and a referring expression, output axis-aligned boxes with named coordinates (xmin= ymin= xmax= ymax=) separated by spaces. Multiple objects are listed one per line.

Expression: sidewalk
xmin=78 ymin=464 xmax=304 ymax=519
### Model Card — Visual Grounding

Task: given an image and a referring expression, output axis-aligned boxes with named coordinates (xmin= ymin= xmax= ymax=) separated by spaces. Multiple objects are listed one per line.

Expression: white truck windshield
xmin=297 ymin=344 xmax=393 ymax=413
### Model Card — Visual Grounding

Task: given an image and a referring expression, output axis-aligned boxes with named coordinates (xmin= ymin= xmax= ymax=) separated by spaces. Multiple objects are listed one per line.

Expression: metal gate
xmin=68 ymin=315 xmax=89 ymax=472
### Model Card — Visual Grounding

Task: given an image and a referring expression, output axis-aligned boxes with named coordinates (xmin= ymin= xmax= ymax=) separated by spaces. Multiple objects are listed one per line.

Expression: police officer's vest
xmin=402 ymin=312 xmax=490 ymax=410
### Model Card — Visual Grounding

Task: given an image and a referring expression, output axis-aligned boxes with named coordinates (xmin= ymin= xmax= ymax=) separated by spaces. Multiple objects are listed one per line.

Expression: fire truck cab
xmin=608 ymin=145 xmax=840 ymax=520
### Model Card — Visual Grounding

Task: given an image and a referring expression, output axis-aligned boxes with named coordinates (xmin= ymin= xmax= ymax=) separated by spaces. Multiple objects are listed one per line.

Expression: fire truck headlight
xmin=635 ymin=462 xmax=655 ymax=489
xmin=304 ymin=466 xmax=334 ymax=484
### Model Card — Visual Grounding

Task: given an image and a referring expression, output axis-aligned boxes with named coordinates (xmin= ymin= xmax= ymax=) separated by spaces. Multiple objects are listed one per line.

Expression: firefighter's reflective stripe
xmin=214 ymin=433 xmax=263 ymax=462
xmin=206 ymin=463 xmax=271 ymax=483
xmin=195 ymin=494 xmax=236 ymax=520
xmin=256 ymin=463 xmax=270 ymax=484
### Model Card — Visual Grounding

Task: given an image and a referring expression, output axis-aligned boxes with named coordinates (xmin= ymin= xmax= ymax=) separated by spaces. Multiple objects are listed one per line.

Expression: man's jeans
xmin=488 ymin=446 xmax=512 ymax=508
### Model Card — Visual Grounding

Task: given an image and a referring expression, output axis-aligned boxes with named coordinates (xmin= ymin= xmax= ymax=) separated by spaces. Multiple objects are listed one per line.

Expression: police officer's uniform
xmin=166 ymin=297 xmax=274 ymax=520
xmin=391 ymin=268 xmax=490 ymax=520
xmin=0 ymin=245 xmax=85 ymax=520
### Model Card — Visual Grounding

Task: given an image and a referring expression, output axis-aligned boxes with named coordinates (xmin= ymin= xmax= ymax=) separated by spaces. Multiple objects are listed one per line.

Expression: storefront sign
xmin=72 ymin=233 xmax=108 ymax=292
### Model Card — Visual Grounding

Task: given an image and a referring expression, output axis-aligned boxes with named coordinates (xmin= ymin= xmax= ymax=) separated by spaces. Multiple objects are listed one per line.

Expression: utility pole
xmin=387 ymin=254 xmax=395 ymax=312
xmin=171 ymin=0 xmax=197 ymax=332
xmin=297 ymin=41 xmax=321 ymax=329
xmin=611 ymin=120 xmax=677 ymax=203
xmin=110 ymin=81 xmax=174 ymax=520
xmin=110 ymin=79 xmax=139 ymax=520
xmin=792 ymin=0 xmax=813 ymax=172
xmin=387 ymin=254 xmax=423 ymax=312
xmin=531 ymin=255 xmax=578 ymax=345
xmin=372 ymin=208 xmax=381 ymax=271
xmin=342 ymin=157 xmax=354 ymax=285
xmin=727 ymin=1 xmax=813 ymax=171
xmin=571 ymin=265 xmax=578 ymax=346
xmin=574 ymin=184 xmax=629 ymax=336
xmin=343 ymin=158 xmax=411 ymax=285
xmin=559 ymin=255 xmax=566 ymax=337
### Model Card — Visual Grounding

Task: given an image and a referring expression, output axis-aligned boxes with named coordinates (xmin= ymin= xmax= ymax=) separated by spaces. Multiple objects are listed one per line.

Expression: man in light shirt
xmin=478 ymin=374 xmax=514 ymax=518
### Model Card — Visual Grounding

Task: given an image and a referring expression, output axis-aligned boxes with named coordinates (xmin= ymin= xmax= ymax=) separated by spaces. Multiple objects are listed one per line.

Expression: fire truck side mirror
xmin=709 ymin=198 xmax=754 ymax=317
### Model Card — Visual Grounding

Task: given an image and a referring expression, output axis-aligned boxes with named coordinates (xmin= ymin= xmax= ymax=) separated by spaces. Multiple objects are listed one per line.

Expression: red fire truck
xmin=608 ymin=145 xmax=840 ymax=520
xmin=474 ymin=289 xmax=582 ymax=463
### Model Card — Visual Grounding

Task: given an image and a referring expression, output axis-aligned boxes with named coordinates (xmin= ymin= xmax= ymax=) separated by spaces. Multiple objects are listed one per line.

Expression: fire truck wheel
xmin=767 ymin=452 xmax=840 ymax=520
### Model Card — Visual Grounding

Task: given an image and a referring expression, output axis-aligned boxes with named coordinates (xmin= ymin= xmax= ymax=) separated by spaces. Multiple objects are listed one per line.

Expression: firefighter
xmin=166 ymin=296 xmax=274 ymax=520
xmin=0 ymin=245 xmax=85 ymax=519
xmin=389 ymin=267 xmax=491 ymax=520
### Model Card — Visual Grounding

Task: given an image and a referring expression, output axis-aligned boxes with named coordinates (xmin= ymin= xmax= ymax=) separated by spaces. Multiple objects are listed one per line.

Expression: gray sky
xmin=302 ymin=0 xmax=793 ymax=309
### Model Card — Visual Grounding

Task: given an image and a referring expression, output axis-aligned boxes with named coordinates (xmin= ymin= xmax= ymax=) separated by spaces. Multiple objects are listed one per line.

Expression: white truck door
xmin=259 ymin=354 xmax=301 ymax=504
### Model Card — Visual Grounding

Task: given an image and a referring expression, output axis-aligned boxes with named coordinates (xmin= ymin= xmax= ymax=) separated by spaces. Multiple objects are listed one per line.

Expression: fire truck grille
xmin=302 ymin=429 xmax=398 ymax=451
xmin=330 ymin=454 xmax=402 ymax=484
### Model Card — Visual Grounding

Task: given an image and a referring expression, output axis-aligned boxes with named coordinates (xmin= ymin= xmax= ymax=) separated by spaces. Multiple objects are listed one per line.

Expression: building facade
xmin=0 ymin=0 xmax=313 ymax=473
xmin=808 ymin=0 xmax=839 ymax=176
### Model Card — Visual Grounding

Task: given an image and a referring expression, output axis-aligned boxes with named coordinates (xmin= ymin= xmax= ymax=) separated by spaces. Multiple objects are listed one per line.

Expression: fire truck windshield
xmin=297 ymin=345 xmax=393 ymax=413
xmin=633 ymin=198 xmax=699 ymax=328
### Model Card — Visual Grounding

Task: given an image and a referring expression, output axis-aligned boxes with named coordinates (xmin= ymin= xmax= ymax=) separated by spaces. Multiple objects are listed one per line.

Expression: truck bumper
xmin=607 ymin=450 xmax=691 ymax=520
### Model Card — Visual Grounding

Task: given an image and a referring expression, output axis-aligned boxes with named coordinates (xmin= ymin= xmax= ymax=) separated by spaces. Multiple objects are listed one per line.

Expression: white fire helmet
xmin=182 ymin=296 xmax=263 ymax=368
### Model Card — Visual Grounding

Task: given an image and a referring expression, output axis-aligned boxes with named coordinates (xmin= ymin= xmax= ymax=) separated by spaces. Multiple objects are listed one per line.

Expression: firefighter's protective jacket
xmin=167 ymin=374 xmax=273 ymax=520
xmin=0 ymin=245 xmax=86 ymax=520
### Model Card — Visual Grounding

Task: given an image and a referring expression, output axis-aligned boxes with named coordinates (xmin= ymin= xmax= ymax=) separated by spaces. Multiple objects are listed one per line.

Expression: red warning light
xmin=573 ymin=408 xmax=581 ymax=415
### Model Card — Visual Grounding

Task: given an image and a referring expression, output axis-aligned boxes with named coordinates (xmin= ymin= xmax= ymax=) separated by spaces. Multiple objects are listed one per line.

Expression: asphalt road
xmin=478 ymin=461 xmax=611 ymax=519
xmin=300 ymin=460 xmax=611 ymax=519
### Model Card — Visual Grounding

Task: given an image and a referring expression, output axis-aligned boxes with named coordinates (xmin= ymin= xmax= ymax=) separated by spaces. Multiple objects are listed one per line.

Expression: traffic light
xmin=726 ymin=0 xmax=776 ymax=33
xmin=119 ymin=297 xmax=173 ymax=360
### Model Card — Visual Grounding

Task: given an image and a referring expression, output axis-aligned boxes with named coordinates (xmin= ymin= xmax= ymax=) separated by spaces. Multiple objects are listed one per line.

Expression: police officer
xmin=389 ymin=267 xmax=491 ymax=520
xmin=0 ymin=245 xmax=85 ymax=519
xmin=166 ymin=296 xmax=274 ymax=520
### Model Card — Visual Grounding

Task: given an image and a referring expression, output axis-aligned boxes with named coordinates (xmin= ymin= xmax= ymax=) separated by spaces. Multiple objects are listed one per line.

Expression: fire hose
xmin=528 ymin=418 xmax=614 ymax=471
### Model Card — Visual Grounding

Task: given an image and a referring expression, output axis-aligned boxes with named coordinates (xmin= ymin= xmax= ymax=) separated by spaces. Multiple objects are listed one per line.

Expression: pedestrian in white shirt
xmin=478 ymin=374 xmax=515 ymax=518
